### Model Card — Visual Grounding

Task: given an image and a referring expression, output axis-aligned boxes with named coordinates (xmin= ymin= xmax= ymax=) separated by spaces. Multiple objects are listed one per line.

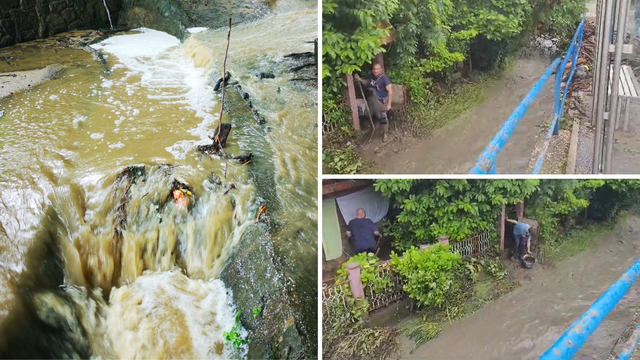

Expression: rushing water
xmin=0 ymin=5 xmax=317 ymax=359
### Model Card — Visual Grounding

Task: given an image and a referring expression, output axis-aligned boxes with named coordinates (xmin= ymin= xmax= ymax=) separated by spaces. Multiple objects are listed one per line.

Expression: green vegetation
xmin=400 ymin=319 xmax=442 ymax=352
xmin=223 ymin=312 xmax=247 ymax=351
xmin=375 ymin=179 xmax=640 ymax=252
xmin=397 ymin=251 xmax=519 ymax=352
xmin=252 ymin=307 xmax=261 ymax=319
xmin=336 ymin=252 xmax=392 ymax=294
xmin=391 ymin=244 xmax=462 ymax=308
xmin=323 ymin=180 xmax=640 ymax=357
xmin=399 ymin=62 xmax=511 ymax=131
xmin=322 ymin=145 xmax=375 ymax=175
xmin=376 ymin=179 xmax=539 ymax=251
xmin=322 ymin=0 xmax=587 ymax=172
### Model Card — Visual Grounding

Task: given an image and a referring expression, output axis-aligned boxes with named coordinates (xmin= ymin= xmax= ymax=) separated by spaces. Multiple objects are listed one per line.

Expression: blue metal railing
xmin=539 ymin=258 xmax=640 ymax=360
xmin=470 ymin=17 xmax=586 ymax=174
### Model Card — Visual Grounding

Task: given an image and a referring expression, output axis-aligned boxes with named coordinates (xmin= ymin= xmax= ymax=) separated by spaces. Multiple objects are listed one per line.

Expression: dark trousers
xmin=353 ymin=247 xmax=376 ymax=256
xmin=515 ymin=235 xmax=528 ymax=257
xmin=378 ymin=97 xmax=389 ymax=125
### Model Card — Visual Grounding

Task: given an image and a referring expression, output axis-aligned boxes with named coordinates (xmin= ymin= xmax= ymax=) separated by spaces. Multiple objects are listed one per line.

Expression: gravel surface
xmin=576 ymin=123 xmax=596 ymax=174
xmin=526 ymin=120 xmax=571 ymax=174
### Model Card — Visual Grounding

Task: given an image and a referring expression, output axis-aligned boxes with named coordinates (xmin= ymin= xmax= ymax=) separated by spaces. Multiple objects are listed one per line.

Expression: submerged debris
xmin=168 ymin=179 xmax=195 ymax=206
xmin=224 ymin=183 xmax=236 ymax=195
xmin=115 ymin=165 xmax=146 ymax=184
xmin=255 ymin=205 xmax=267 ymax=223
xmin=284 ymin=39 xmax=317 ymax=87
xmin=113 ymin=165 xmax=147 ymax=234
xmin=214 ymin=71 xmax=232 ymax=92
xmin=197 ymin=123 xmax=232 ymax=155
xmin=233 ymin=152 xmax=254 ymax=164
xmin=257 ymin=72 xmax=275 ymax=79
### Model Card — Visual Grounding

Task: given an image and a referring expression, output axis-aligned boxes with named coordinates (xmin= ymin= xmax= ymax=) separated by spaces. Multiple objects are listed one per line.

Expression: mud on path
xmin=359 ymin=56 xmax=555 ymax=174
xmin=401 ymin=214 xmax=640 ymax=360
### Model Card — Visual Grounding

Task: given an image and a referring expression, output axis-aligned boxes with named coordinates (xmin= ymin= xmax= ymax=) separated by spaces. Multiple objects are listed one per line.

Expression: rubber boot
xmin=381 ymin=124 xmax=389 ymax=143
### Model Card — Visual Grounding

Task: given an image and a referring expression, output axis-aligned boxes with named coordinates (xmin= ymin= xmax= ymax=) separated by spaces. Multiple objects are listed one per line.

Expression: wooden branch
xmin=215 ymin=18 xmax=232 ymax=178
xmin=355 ymin=79 xmax=376 ymax=143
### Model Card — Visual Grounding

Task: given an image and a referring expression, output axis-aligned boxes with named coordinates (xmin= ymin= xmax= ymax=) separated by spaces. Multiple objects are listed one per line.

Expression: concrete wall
xmin=0 ymin=0 xmax=122 ymax=48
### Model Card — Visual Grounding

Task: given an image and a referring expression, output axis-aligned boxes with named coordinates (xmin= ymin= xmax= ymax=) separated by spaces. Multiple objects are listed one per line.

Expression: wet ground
xmin=402 ymin=214 xmax=640 ymax=360
xmin=359 ymin=56 xmax=555 ymax=174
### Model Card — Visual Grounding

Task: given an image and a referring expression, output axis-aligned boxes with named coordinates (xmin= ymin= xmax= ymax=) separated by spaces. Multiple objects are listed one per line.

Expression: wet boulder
xmin=220 ymin=225 xmax=307 ymax=359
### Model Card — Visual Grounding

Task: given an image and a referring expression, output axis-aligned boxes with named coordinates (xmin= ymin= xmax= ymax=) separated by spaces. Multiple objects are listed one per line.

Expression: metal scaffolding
xmin=591 ymin=0 xmax=632 ymax=173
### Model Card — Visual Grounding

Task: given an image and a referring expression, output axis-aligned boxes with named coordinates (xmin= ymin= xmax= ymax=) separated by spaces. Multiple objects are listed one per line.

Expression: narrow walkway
xmin=359 ymin=56 xmax=555 ymax=174
xmin=402 ymin=215 xmax=640 ymax=360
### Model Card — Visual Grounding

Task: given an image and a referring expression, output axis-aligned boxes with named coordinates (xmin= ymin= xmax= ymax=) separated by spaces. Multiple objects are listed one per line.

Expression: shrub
xmin=336 ymin=253 xmax=392 ymax=295
xmin=390 ymin=244 xmax=462 ymax=308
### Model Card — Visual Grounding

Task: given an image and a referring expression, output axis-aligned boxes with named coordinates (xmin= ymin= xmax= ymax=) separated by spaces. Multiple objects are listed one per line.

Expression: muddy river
xmin=0 ymin=4 xmax=317 ymax=359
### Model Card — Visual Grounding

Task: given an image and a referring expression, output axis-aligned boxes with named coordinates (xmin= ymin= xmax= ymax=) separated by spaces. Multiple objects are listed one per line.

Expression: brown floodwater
xmin=0 ymin=5 xmax=317 ymax=359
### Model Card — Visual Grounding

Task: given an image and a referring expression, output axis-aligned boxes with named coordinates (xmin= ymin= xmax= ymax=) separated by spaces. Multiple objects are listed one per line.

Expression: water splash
xmin=102 ymin=0 xmax=114 ymax=30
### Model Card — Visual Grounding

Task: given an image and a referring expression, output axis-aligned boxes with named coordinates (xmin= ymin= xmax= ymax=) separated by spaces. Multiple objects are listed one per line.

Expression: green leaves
xmin=336 ymin=253 xmax=392 ymax=295
xmin=223 ymin=311 xmax=247 ymax=351
xmin=322 ymin=0 xmax=397 ymax=82
xmin=252 ymin=307 xmax=261 ymax=319
xmin=376 ymin=180 xmax=534 ymax=251
xmin=391 ymin=244 xmax=462 ymax=308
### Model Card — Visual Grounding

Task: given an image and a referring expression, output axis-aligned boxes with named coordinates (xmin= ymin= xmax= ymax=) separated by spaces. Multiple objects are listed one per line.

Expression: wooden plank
xmin=345 ymin=74 xmax=361 ymax=131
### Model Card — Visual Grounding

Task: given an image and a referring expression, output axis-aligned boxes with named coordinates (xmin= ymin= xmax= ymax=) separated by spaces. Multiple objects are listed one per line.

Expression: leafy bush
xmin=336 ymin=253 xmax=392 ymax=294
xmin=390 ymin=244 xmax=462 ymax=308
xmin=323 ymin=147 xmax=368 ymax=175
xmin=483 ymin=259 xmax=508 ymax=280
xmin=534 ymin=0 xmax=587 ymax=46
xmin=375 ymin=179 xmax=539 ymax=251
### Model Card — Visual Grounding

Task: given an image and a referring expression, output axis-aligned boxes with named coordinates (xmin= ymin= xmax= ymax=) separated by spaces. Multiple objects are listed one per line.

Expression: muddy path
xmin=359 ymin=56 xmax=555 ymax=174
xmin=401 ymin=215 xmax=640 ymax=360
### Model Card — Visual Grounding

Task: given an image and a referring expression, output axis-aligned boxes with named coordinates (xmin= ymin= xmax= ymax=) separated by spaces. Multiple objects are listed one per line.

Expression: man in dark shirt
xmin=346 ymin=208 xmax=380 ymax=255
xmin=354 ymin=63 xmax=393 ymax=142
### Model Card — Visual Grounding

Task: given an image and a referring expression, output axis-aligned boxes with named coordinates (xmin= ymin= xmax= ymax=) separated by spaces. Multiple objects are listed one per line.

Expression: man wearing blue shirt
xmin=507 ymin=218 xmax=532 ymax=260
xmin=345 ymin=208 xmax=381 ymax=255
xmin=355 ymin=63 xmax=393 ymax=142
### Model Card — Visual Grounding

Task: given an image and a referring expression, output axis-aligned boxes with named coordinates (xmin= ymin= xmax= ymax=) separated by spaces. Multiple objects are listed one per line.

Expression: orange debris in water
xmin=173 ymin=189 xmax=187 ymax=205
xmin=255 ymin=205 xmax=267 ymax=223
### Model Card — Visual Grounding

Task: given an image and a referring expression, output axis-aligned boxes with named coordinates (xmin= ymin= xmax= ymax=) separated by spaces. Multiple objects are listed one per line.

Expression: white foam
xmin=108 ymin=142 xmax=125 ymax=149
xmin=105 ymin=270 xmax=241 ymax=359
xmin=91 ymin=28 xmax=219 ymax=161
xmin=101 ymin=79 xmax=114 ymax=88
xmin=90 ymin=28 xmax=181 ymax=58
xmin=72 ymin=115 xmax=87 ymax=127
xmin=90 ymin=133 xmax=104 ymax=140
xmin=49 ymin=95 xmax=58 ymax=101
xmin=187 ymin=27 xmax=209 ymax=34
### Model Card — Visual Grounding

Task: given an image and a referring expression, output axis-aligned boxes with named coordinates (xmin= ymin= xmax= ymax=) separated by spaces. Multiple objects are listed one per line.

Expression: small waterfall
xmin=102 ymin=0 xmax=114 ymax=30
